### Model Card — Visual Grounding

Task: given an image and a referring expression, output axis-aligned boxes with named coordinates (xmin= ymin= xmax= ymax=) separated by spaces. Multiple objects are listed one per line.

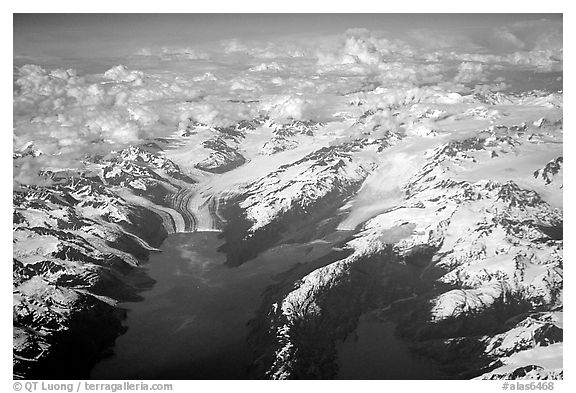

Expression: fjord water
xmin=90 ymin=231 xmax=444 ymax=379
xmin=90 ymin=231 xmax=342 ymax=379
xmin=337 ymin=316 xmax=445 ymax=379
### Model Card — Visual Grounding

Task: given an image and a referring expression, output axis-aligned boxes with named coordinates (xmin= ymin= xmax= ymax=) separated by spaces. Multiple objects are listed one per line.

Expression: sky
xmin=12 ymin=13 xmax=563 ymax=186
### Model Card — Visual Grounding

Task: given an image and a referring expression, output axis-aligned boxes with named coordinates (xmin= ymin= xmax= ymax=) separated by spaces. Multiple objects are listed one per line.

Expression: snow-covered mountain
xmin=12 ymin=145 xmax=201 ymax=377
xmin=13 ymin=86 xmax=563 ymax=380
xmin=236 ymin=92 xmax=563 ymax=379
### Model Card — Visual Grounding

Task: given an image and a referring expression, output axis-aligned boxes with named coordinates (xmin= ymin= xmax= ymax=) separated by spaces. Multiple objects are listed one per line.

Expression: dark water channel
xmin=336 ymin=313 xmax=445 ymax=379
xmin=91 ymin=231 xmax=443 ymax=379
xmin=91 ymin=232 xmax=340 ymax=379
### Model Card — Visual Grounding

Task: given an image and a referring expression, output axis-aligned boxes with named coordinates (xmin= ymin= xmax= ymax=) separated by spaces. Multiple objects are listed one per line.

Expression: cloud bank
xmin=13 ymin=21 xmax=562 ymax=186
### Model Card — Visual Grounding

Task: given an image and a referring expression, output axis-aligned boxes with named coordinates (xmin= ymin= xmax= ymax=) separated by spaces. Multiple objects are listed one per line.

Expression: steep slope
xmin=218 ymin=129 xmax=401 ymax=266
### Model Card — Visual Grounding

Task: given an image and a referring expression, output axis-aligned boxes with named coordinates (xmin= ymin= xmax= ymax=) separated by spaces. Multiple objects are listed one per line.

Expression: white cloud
xmin=249 ymin=62 xmax=283 ymax=72
xmin=192 ymin=72 xmax=218 ymax=82
xmin=454 ymin=62 xmax=488 ymax=84
xmin=259 ymin=95 xmax=309 ymax=121
xmin=222 ymin=39 xmax=249 ymax=54
xmin=13 ymin=64 xmax=206 ymax=184
xmin=229 ymin=77 xmax=262 ymax=92
xmin=316 ymin=28 xmax=414 ymax=69
xmin=103 ymin=65 xmax=144 ymax=85
xmin=505 ymin=50 xmax=562 ymax=72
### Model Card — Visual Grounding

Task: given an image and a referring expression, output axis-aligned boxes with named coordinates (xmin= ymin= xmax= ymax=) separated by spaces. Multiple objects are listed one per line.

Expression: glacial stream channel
xmin=91 ymin=231 xmax=443 ymax=379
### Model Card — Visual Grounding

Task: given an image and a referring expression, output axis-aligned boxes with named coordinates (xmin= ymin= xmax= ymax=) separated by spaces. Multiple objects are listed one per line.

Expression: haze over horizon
xmin=14 ymin=14 xmax=562 ymax=70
